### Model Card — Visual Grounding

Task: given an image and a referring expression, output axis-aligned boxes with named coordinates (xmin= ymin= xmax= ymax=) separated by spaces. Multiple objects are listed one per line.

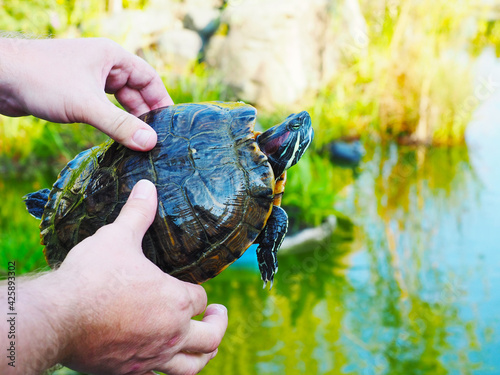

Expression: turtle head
xmin=257 ymin=111 xmax=314 ymax=178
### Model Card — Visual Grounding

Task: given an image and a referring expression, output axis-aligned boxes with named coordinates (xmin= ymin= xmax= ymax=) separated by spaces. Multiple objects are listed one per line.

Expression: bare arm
xmin=0 ymin=180 xmax=227 ymax=375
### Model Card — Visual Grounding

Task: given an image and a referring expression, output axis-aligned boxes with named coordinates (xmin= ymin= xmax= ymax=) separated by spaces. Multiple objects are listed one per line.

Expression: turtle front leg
xmin=256 ymin=205 xmax=288 ymax=289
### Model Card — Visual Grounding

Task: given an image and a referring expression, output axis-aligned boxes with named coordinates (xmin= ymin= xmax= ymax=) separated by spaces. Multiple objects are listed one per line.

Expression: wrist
xmin=16 ymin=269 xmax=82 ymax=373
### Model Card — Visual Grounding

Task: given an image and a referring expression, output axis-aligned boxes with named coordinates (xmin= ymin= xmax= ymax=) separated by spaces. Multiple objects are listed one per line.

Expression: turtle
xmin=24 ymin=101 xmax=313 ymax=287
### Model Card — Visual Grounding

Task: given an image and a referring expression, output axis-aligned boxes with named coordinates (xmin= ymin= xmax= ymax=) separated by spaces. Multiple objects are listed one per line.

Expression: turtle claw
xmin=258 ymin=256 xmax=277 ymax=290
xmin=262 ymin=277 xmax=275 ymax=290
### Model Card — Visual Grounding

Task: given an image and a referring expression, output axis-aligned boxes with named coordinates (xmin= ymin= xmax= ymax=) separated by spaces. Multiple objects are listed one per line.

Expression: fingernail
xmin=130 ymin=180 xmax=155 ymax=200
xmin=132 ymin=128 xmax=155 ymax=149
xmin=212 ymin=304 xmax=227 ymax=315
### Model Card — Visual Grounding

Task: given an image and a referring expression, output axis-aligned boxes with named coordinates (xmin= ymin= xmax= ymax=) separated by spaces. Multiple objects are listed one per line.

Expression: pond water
xmin=199 ymin=56 xmax=500 ymax=374
xmin=2 ymin=58 xmax=500 ymax=375
xmin=200 ymin=149 xmax=498 ymax=374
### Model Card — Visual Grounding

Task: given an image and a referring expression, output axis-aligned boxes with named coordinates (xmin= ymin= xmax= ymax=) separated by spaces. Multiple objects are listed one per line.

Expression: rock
xmin=333 ymin=0 xmax=369 ymax=60
xmin=280 ymin=216 xmax=338 ymax=254
xmin=205 ymin=0 xmax=340 ymax=108
xmin=92 ymin=2 xmax=182 ymax=53
xmin=184 ymin=0 xmax=224 ymax=10
xmin=204 ymin=34 xmax=226 ymax=67
xmin=157 ymin=29 xmax=203 ymax=72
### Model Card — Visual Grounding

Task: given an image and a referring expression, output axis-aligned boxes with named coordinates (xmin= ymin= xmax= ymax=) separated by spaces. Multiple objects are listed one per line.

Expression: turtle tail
xmin=23 ymin=188 xmax=51 ymax=219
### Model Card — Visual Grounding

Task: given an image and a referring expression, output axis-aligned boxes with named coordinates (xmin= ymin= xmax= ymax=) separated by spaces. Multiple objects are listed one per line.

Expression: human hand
xmin=0 ymin=37 xmax=174 ymax=150
xmin=10 ymin=180 xmax=227 ymax=375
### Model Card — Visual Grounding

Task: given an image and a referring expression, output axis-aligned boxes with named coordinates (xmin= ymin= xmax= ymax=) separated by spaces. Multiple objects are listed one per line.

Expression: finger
xmin=183 ymin=304 xmax=228 ymax=353
xmin=160 ymin=350 xmax=218 ymax=375
xmin=87 ymin=96 xmax=158 ymax=151
xmin=115 ymin=85 xmax=174 ymax=117
xmin=115 ymin=86 xmax=155 ymax=117
xmin=114 ymin=72 xmax=174 ymax=116
xmin=113 ymin=180 xmax=158 ymax=247
xmin=107 ymin=53 xmax=174 ymax=115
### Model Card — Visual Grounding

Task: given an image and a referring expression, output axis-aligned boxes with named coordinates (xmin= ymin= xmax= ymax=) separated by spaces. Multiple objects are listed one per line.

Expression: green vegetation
xmin=161 ymin=63 xmax=236 ymax=104
xmin=0 ymin=132 xmax=482 ymax=375
xmin=0 ymin=0 xmax=148 ymax=37
xmin=315 ymin=0 xmax=483 ymax=146
xmin=0 ymin=3 xmax=497 ymax=374
xmin=198 ymin=143 xmax=482 ymax=374
xmin=472 ymin=14 xmax=500 ymax=56
xmin=0 ymin=179 xmax=49 ymax=277
xmin=0 ymin=0 xmax=498 ymax=235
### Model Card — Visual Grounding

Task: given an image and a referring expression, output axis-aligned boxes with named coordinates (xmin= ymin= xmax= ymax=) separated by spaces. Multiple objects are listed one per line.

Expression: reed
xmin=311 ymin=0 xmax=479 ymax=146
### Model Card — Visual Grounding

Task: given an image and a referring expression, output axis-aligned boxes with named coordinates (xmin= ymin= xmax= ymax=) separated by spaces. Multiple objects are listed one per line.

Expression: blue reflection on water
xmin=341 ymin=50 xmax=500 ymax=374
xmin=211 ymin=50 xmax=500 ymax=375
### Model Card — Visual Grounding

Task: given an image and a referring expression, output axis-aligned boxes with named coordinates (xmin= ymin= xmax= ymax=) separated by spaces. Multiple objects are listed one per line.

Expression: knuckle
xmin=175 ymin=291 xmax=192 ymax=312
xmin=191 ymin=285 xmax=208 ymax=308
xmin=93 ymin=223 xmax=115 ymax=239
xmin=95 ymin=37 xmax=120 ymax=55
xmin=109 ymin=111 xmax=131 ymax=141
xmin=166 ymin=333 xmax=181 ymax=348
xmin=205 ymin=335 xmax=220 ymax=353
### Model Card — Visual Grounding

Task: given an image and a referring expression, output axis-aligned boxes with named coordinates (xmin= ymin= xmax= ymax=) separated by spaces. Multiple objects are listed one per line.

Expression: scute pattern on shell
xmin=40 ymin=102 xmax=275 ymax=283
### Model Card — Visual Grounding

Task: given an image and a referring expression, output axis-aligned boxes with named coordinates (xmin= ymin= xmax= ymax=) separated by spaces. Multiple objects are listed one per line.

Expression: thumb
xmin=87 ymin=97 xmax=158 ymax=151
xmin=113 ymin=180 xmax=158 ymax=244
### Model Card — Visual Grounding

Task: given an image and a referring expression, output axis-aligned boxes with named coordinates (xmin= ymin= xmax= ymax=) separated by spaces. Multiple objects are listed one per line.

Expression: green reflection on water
xmin=0 ymin=179 xmax=51 ymax=276
xmin=1 ymin=143 xmax=494 ymax=375
xmin=199 ymin=144 xmax=486 ymax=375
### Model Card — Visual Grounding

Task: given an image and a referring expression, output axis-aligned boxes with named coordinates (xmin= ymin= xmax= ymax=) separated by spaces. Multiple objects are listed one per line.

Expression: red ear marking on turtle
xmin=260 ymin=131 xmax=290 ymax=157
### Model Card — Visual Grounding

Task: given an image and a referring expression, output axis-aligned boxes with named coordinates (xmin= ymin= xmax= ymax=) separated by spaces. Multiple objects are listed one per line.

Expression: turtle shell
xmin=40 ymin=102 xmax=275 ymax=283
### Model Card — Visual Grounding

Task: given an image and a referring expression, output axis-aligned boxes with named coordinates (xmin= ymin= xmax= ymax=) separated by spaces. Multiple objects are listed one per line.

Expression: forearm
xmin=0 ymin=37 xmax=25 ymax=117
xmin=0 ymin=270 xmax=77 ymax=374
